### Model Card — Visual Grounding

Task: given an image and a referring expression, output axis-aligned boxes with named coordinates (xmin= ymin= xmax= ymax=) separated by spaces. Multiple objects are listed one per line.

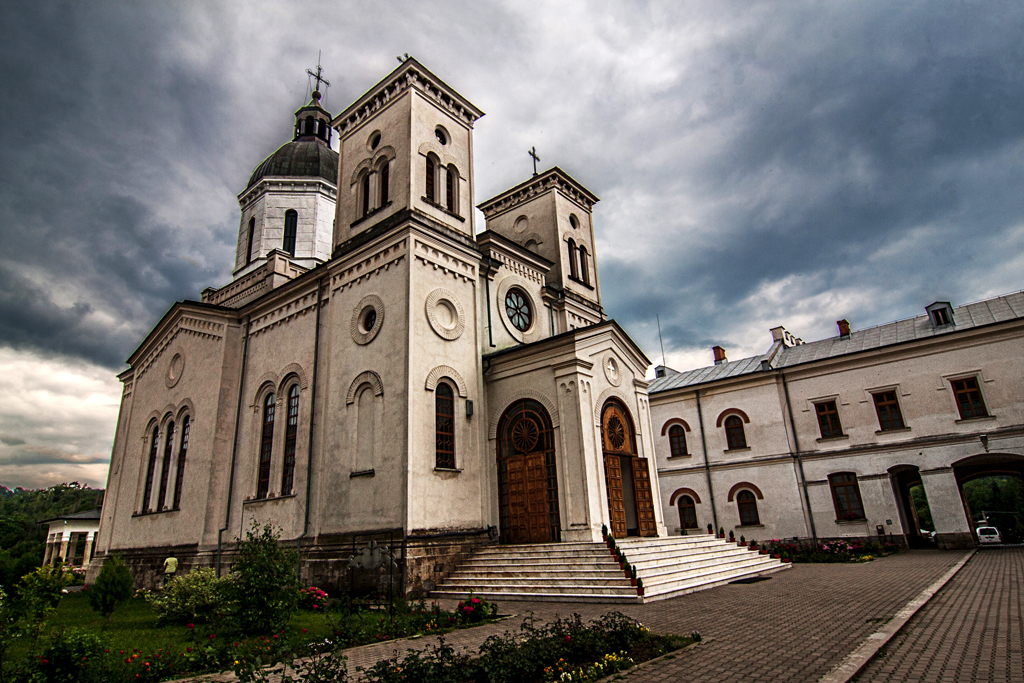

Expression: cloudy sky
xmin=1 ymin=1 xmax=1022 ymax=489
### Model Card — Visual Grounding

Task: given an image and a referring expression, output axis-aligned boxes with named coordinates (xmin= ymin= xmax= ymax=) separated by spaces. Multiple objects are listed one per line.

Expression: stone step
xmin=643 ymin=563 xmax=792 ymax=601
xmin=438 ymin=581 xmax=638 ymax=596
xmin=642 ymin=555 xmax=780 ymax=586
xmin=444 ymin=575 xmax=633 ymax=588
xmin=629 ymin=549 xmax=768 ymax=572
xmin=450 ymin=569 xmax=626 ymax=580
xmin=430 ymin=589 xmax=643 ymax=604
xmin=459 ymin=560 xmax=624 ymax=571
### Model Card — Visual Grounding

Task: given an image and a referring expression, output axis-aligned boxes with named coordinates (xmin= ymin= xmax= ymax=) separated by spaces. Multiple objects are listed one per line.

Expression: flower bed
xmin=765 ymin=539 xmax=899 ymax=563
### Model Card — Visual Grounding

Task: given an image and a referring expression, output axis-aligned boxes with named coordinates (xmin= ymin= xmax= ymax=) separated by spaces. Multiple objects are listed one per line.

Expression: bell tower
xmin=330 ymin=58 xmax=485 ymax=249
xmin=478 ymin=167 xmax=603 ymax=332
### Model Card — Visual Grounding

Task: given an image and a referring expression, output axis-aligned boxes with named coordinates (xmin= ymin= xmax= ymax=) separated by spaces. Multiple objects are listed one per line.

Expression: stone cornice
xmin=477 ymin=167 xmax=600 ymax=219
xmin=236 ymin=176 xmax=337 ymax=208
xmin=332 ymin=58 xmax=484 ymax=136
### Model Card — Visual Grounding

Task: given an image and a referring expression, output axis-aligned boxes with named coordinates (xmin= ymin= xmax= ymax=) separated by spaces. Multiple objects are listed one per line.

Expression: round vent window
xmin=435 ymin=127 xmax=448 ymax=145
xmin=368 ymin=131 xmax=381 ymax=151
xmin=504 ymin=289 xmax=532 ymax=332
xmin=361 ymin=307 xmax=377 ymax=333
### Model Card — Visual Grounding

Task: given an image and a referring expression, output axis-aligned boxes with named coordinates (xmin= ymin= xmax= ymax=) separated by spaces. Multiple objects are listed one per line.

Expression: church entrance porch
xmin=601 ymin=399 xmax=656 ymax=538
xmin=497 ymin=400 xmax=561 ymax=545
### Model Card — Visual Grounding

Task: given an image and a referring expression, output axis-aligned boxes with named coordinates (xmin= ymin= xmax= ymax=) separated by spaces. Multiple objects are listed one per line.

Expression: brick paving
xmin=854 ymin=548 xmax=1023 ymax=683
xmin=338 ymin=550 xmax=964 ymax=681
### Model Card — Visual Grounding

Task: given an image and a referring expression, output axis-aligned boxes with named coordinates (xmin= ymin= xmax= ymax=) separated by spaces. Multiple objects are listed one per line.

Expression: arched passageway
xmin=952 ymin=453 xmax=1024 ymax=544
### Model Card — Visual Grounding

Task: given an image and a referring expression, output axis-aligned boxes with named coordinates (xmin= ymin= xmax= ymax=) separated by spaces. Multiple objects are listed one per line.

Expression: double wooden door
xmin=504 ymin=452 xmax=555 ymax=544
xmin=497 ymin=399 xmax=560 ymax=545
xmin=602 ymin=401 xmax=657 ymax=538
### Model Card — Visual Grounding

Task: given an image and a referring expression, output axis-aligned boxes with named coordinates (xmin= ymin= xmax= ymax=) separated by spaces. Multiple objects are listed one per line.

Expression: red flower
xmin=187 ymin=623 xmax=194 ymax=629
xmin=186 ymin=648 xmax=192 ymax=653
xmin=564 ymin=635 xmax=571 ymax=643
xmin=302 ymin=628 xmax=308 ymax=633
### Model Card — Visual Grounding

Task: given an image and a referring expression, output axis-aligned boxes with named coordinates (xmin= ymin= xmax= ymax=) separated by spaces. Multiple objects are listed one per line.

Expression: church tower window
xmin=446 ymin=165 xmax=459 ymax=213
xmin=283 ymin=210 xmax=297 ymax=256
xmin=256 ymin=393 xmax=275 ymax=499
xmin=246 ymin=217 xmax=255 ymax=265
xmin=435 ymin=382 xmax=455 ymax=469
xmin=425 ymin=157 xmax=437 ymax=203
xmin=505 ymin=288 xmax=532 ymax=332
xmin=157 ymin=420 xmax=175 ymax=511
xmin=142 ymin=425 xmax=159 ymax=512
xmin=281 ymin=385 xmax=299 ymax=496
xmin=579 ymin=244 xmax=590 ymax=285
xmin=379 ymin=160 xmax=390 ymax=206
xmin=172 ymin=416 xmax=190 ymax=509
xmin=567 ymin=239 xmax=579 ymax=280
xmin=360 ymin=172 xmax=371 ymax=216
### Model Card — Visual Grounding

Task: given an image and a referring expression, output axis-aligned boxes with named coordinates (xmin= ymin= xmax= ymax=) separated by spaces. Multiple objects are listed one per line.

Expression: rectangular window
xmin=873 ymin=391 xmax=905 ymax=431
xmin=951 ymin=377 xmax=987 ymax=420
xmin=815 ymin=401 xmax=843 ymax=439
xmin=829 ymin=473 xmax=865 ymax=521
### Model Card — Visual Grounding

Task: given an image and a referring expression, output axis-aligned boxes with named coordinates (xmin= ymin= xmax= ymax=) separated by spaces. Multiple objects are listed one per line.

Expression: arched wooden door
xmin=601 ymin=399 xmax=657 ymax=537
xmin=497 ymin=400 xmax=561 ymax=544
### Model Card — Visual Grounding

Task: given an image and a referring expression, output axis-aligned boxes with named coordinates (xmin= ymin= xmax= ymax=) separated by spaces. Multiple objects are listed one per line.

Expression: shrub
xmin=15 ymin=564 xmax=74 ymax=627
xmin=228 ymin=522 xmax=299 ymax=634
xmin=147 ymin=567 xmax=230 ymax=625
xmin=88 ymin=554 xmax=134 ymax=621
xmin=455 ymin=595 xmax=497 ymax=624
xmin=298 ymin=585 xmax=328 ymax=611
xmin=32 ymin=627 xmax=106 ymax=683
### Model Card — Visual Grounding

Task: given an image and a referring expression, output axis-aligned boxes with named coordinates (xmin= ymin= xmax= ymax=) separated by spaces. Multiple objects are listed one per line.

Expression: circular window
xmin=607 ymin=415 xmax=626 ymax=449
xmin=351 ymin=295 xmax=384 ymax=345
xmin=505 ymin=289 xmax=532 ymax=332
xmin=435 ymin=127 xmax=448 ymax=145
xmin=569 ymin=214 xmax=579 ymax=229
xmin=368 ymin=131 xmax=381 ymax=150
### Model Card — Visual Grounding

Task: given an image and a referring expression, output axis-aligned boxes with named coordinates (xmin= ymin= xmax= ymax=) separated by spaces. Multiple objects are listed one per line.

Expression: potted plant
xmin=629 ymin=565 xmax=638 ymax=586
xmin=707 ymin=523 xmax=714 ymax=535
xmin=602 ymin=524 xmax=608 ymax=540
xmin=636 ymin=577 xmax=644 ymax=596
xmin=719 ymin=527 xmax=725 ymax=539
xmin=728 ymin=530 xmax=735 ymax=542
xmin=739 ymin=535 xmax=745 ymax=546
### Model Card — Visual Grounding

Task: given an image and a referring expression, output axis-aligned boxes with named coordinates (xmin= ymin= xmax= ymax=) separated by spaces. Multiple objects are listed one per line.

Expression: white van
xmin=976 ymin=527 xmax=1002 ymax=545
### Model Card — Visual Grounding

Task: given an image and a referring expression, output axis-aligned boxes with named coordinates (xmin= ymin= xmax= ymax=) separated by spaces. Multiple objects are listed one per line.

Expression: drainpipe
xmin=695 ymin=389 xmax=719 ymax=533
xmin=296 ymin=276 xmax=325 ymax=576
xmin=782 ymin=372 xmax=817 ymax=542
xmin=483 ymin=256 xmax=495 ymax=348
xmin=217 ymin=314 xmax=251 ymax=576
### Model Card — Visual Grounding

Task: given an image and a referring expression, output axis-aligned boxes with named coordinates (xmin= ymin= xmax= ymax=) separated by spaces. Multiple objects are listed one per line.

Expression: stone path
xmin=189 ymin=550 xmax=972 ymax=682
xmin=854 ymin=548 xmax=1023 ymax=683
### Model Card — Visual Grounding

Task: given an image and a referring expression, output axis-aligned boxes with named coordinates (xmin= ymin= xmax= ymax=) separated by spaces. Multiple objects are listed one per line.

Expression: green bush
xmin=15 ymin=564 xmax=73 ymax=626
xmin=147 ymin=567 xmax=230 ymax=625
xmin=228 ymin=522 xmax=298 ymax=635
xmin=32 ymin=627 xmax=106 ymax=683
xmin=88 ymin=555 xmax=134 ymax=621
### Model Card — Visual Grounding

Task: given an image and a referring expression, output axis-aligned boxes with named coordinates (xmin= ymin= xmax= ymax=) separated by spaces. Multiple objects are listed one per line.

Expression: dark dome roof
xmin=246 ymin=139 xmax=338 ymax=190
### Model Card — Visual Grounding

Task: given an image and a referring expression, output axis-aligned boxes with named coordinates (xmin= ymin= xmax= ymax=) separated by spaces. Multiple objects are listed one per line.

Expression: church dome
xmin=246 ymin=89 xmax=339 ymax=190
xmin=246 ymin=139 xmax=338 ymax=189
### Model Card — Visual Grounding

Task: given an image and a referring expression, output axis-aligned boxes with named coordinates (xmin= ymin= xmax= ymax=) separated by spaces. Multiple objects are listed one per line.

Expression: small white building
xmin=39 ymin=509 xmax=101 ymax=569
xmin=649 ymin=295 xmax=1024 ymax=549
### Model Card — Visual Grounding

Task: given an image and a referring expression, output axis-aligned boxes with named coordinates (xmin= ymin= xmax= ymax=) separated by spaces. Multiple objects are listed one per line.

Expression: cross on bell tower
xmin=306 ymin=52 xmax=331 ymax=102
xmin=528 ymin=146 xmax=540 ymax=176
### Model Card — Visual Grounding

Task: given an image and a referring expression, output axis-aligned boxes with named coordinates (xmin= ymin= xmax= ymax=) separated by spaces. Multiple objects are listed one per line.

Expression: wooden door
xmin=604 ymin=453 xmax=626 ymax=536
xmin=504 ymin=453 xmax=552 ymax=544
xmin=631 ymin=457 xmax=657 ymax=537
xmin=505 ymin=456 xmax=529 ymax=543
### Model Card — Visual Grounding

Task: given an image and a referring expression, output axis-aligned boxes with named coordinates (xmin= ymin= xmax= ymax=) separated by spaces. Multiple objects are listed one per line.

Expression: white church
xmin=94 ymin=59 xmax=790 ymax=601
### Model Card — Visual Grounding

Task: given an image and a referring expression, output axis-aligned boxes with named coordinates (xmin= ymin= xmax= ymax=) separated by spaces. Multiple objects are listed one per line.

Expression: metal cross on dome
xmin=529 ymin=146 xmax=540 ymax=176
xmin=306 ymin=52 xmax=331 ymax=98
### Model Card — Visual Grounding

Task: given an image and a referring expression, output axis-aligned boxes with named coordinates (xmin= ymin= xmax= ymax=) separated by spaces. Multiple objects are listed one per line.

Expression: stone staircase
xmin=432 ymin=535 xmax=788 ymax=604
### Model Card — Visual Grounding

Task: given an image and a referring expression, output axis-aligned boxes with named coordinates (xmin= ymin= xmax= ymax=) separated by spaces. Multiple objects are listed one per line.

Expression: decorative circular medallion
xmin=505 ymin=289 xmax=532 ymax=332
xmin=511 ymin=417 xmax=540 ymax=453
xmin=513 ymin=215 xmax=529 ymax=233
xmin=603 ymin=354 xmax=622 ymax=386
xmin=607 ymin=415 xmax=626 ymax=449
xmin=426 ymin=288 xmax=465 ymax=340
xmin=166 ymin=352 xmax=185 ymax=388
xmin=351 ymin=295 xmax=384 ymax=345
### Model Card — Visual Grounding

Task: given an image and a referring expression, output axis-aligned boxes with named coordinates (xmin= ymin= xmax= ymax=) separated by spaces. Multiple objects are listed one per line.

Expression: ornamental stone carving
xmin=351 ymin=295 xmax=384 ymax=345
xmin=425 ymin=288 xmax=465 ymax=340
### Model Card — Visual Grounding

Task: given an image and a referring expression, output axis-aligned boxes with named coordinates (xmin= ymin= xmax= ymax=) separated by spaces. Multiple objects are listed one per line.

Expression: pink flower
xmin=564 ymin=635 xmax=571 ymax=643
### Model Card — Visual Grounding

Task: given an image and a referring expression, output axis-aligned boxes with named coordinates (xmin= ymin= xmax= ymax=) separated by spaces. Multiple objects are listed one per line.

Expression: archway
xmin=600 ymin=399 xmax=657 ymax=537
xmin=496 ymin=399 xmax=561 ymax=544
xmin=952 ymin=453 xmax=1024 ymax=544
xmin=888 ymin=465 xmax=934 ymax=549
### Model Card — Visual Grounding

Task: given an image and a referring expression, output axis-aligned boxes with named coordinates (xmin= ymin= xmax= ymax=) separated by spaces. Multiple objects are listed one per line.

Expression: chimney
xmin=837 ymin=319 xmax=850 ymax=338
xmin=712 ymin=345 xmax=727 ymax=365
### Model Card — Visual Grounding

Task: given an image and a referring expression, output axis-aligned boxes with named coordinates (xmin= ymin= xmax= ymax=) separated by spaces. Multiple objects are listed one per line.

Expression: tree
xmin=228 ymin=522 xmax=298 ymax=634
xmin=88 ymin=555 xmax=134 ymax=622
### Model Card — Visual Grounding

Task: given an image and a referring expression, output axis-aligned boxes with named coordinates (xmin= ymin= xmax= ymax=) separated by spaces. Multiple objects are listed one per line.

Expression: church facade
xmin=92 ymin=59 xmax=667 ymax=592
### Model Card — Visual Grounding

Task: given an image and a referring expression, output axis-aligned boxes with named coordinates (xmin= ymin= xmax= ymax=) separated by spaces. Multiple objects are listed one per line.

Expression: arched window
xmin=142 ymin=425 xmax=159 ymax=512
xmin=156 ymin=420 xmax=175 ymax=511
xmin=281 ymin=385 xmax=299 ymax=496
xmin=678 ymin=494 xmax=698 ymax=529
xmin=246 ymin=217 xmax=255 ymax=265
xmin=304 ymin=115 xmax=314 ymax=135
xmin=283 ymin=210 xmax=297 ymax=256
xmin=446 ymin=165 xmax=459 ymax=213
xmin=425 ymin=157 xmax=437 ymax=203
xmin=668 ymin=424 xmax=688 ymax=458
xmin=379 ymin=160 xmax=390 ymax=206
xmin=829 ymin=472 xmax=865 ymax=521
xmin=737 ymin=490 xmax=760 ymax=526
xmin=256 ymin=393 xmax=275 ymax=499
xmin=172 ymin=416 xmax=190 ymax=509
xmin=578 ymin=244 xmax=589 ymax=285
xmin=724 ymin=415 xmax=747 ymax=450
xmin=567 ymin=239 xmax=579 ymax=279
xmin=360 ymin=172 xmax=371 ymax=216
xmin=497 ymin=399 xmax=560 ymax=544
xmin=435 ymin=382 xmax=455 ymax=469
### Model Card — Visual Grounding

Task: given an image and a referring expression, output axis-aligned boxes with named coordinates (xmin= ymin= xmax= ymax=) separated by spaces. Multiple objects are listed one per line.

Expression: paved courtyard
xmin=337 ymin=550 xmax=967 ymax=681
xmin=855 ymin=548 xmax=1023 ymax=683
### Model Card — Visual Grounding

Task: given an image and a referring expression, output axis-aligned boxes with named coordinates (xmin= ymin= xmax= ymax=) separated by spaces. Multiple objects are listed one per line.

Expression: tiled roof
xmin=37 ymin=508 xmax=102 ymax=525
xmin=649 ymin=291 xmax=1024 ymax=394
